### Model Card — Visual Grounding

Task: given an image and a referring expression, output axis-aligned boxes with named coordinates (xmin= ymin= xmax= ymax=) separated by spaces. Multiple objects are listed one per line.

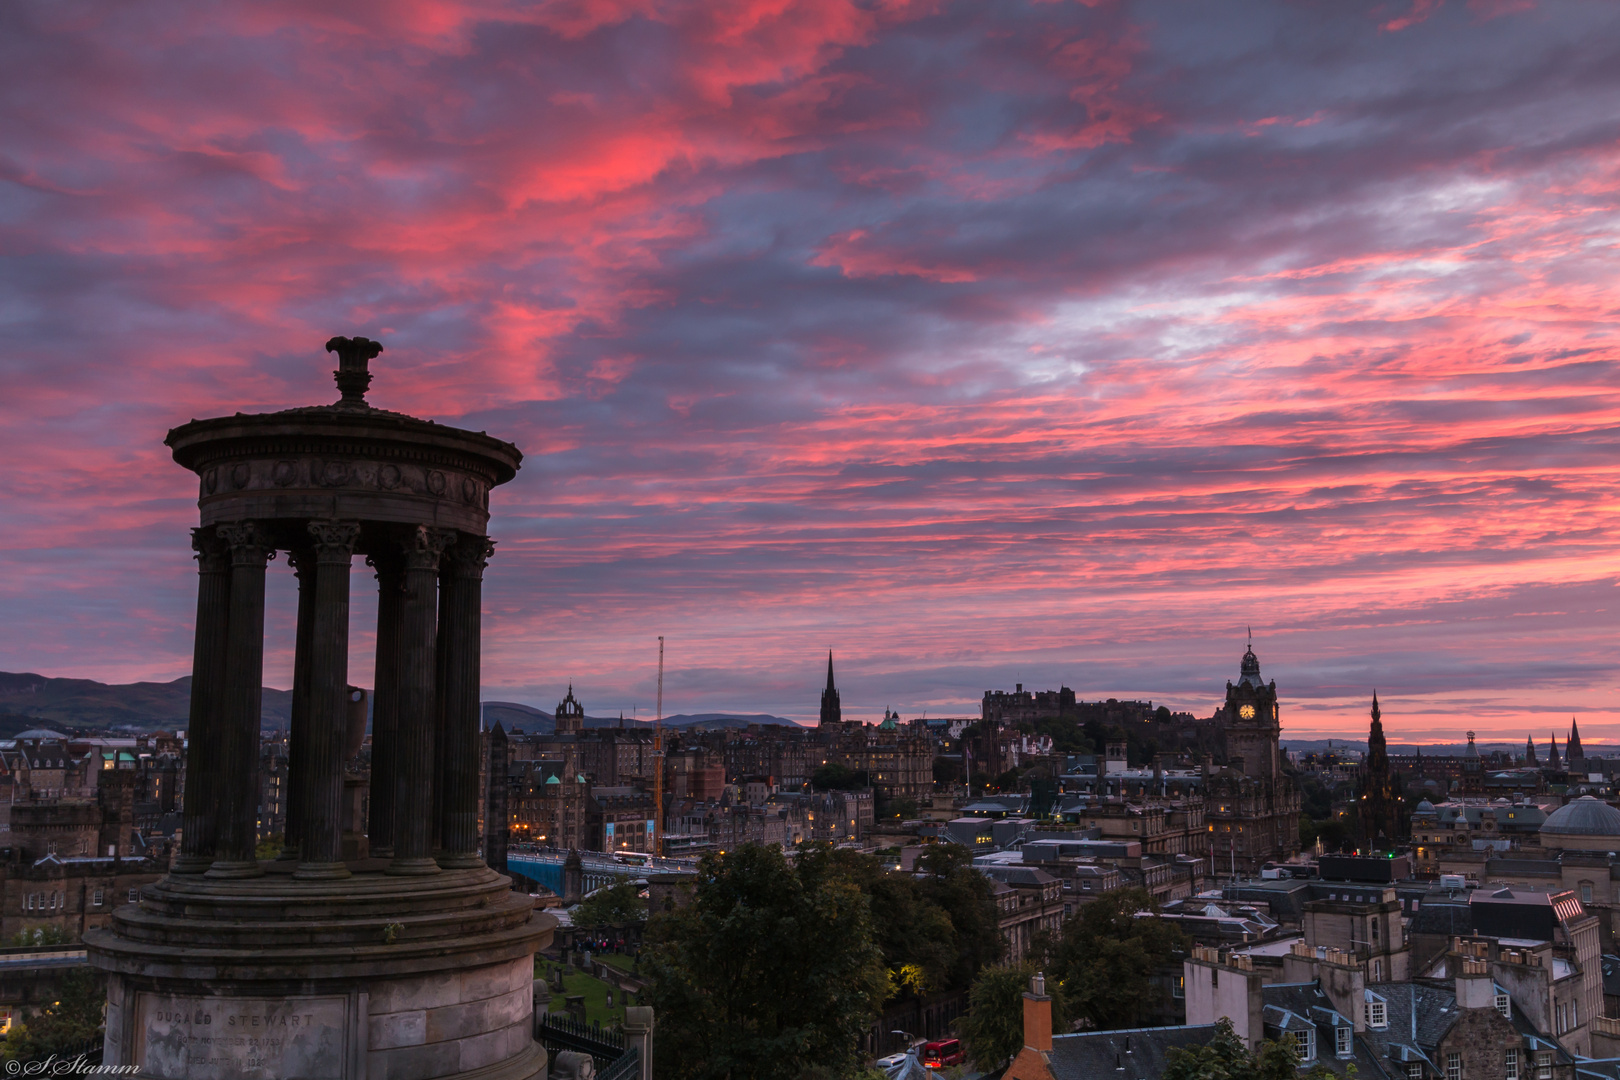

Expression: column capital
xmin=286 ymin=546 xmax=315 ymax=579
xmin=443 ymin=535 xmax=495 ymax=579
xmin=401 ymin=525 xmax=456 ymax=571
xmin=191 ymin=527 xmax=230 ymax=574
xmin=308 ymin=519 xmax=362 ymax=562
xmin=216 ymin=522 xmax=275 ymax=566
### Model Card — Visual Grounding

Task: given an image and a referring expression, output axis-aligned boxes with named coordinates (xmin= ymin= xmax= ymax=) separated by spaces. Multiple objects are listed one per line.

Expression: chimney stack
xmin=1023 ymin=971 xmax=1053 ymax=1053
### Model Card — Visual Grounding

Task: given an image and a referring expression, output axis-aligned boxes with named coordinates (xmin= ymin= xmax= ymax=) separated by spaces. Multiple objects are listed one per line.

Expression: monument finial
xmin=325 ymin=336 xmax=384 ymax=407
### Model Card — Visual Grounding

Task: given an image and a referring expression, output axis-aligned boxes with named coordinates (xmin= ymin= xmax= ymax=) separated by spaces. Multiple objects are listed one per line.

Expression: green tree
xmin=1051 ymin=887 xmax=1188 ymax=1030
xmin=880 ymin=797 xmax=919 ymax=821
xmin=956 ymin=962 xmax=1066 ymax=1072
xmin=641 ymin=844 xmax=890 ymax=1080
xmin=1163 ymin=1018 xmax=1349 ymax=1080
xmin=573 ymin=881 xmax=647 ymax=928
xmin=806 ymin=845 xmax=962 ymax=997
xmin=11 ymin=925 xmax=69 ymax=947
xmin=1 ymin=970 xmax=104 ymax=1062
xmin=988 ymin=766 xmax=1024 ymax=793
xmin=914 ymin=844 xmax=1002 ymax=990
xmin=811 ymin=763 xmax=868 ymax=790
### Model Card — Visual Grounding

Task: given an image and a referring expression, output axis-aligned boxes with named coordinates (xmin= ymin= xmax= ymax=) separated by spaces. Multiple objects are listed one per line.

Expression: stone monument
xmin=86 ymin=337 xmax=555 ymax=1079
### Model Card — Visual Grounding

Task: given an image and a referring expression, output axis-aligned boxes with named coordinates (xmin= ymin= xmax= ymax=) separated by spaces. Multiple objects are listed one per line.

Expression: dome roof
xmin=1540 ymin=796 xmax=1620 ymax=838
xmin=14 ymin=728 xmax=67 ymax=741
xmin=1416 ymin=799 xmax=1436 ymax=813
xmin=1238 ymin=646 xmax=1265 ymax=689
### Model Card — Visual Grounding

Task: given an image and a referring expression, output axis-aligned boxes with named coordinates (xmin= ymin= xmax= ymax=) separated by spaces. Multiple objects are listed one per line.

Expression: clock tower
xmin=1205 ymin=638 xmax=1301 ymax=876
xmin=1222 ymin=641 xmax=1280 ymax=782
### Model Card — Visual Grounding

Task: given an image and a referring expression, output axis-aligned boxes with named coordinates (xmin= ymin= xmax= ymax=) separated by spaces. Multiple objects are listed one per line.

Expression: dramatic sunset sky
xmin=4 ymin=1 xmax=1620 ymax=741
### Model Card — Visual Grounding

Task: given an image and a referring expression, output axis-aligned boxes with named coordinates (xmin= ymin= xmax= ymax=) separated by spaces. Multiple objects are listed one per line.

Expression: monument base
xmin=86 ymin=863 xmax=554 ymax=1080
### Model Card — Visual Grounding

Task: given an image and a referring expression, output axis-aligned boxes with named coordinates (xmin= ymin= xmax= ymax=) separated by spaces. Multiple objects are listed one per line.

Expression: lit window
xmin=1173 ymin=976 xmax=1184 ymax=999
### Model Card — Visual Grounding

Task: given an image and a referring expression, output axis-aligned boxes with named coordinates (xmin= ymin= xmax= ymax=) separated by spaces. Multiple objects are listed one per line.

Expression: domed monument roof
xmin=14 ymin=728 xmax=68 ymax=740
xmin=1415 ymin=799 xmax=1436 ymax=813
xmin=1541 ymin=796 xmax=1620 ymax=846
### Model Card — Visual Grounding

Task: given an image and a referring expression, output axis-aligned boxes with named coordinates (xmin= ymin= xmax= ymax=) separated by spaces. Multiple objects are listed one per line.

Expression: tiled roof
xmin=1046 ymin=1025 xmax=1215 ymax=1080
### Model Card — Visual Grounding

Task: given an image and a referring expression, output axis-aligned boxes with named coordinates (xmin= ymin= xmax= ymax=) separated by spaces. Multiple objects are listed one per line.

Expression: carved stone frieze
xmin=197 ymin=456 xmax=491 ymax=507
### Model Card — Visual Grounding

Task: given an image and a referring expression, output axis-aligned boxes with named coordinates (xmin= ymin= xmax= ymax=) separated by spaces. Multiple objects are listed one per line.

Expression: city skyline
xmin=6 ymin=3 xmax=1620 ymax=742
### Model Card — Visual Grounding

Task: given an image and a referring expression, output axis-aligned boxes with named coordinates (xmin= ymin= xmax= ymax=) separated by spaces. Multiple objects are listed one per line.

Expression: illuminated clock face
xmin=1239 ymin=704 xmax=1256 ymax=720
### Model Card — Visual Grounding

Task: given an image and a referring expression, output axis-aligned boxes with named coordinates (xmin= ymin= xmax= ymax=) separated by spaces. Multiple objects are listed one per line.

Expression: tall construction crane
xmin=653 ymin=636 xmax=664 ymax=859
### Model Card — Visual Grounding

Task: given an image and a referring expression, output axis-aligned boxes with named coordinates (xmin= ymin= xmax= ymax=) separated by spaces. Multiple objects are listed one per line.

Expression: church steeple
xmin=1568 ymin=717 xmax=1584 ymax=764
xmin=1549 ymin=732 xmax=1562 ymax=771
xmin=1359 ymin=691 xmax=1399 ymax=848
xmin=1526 ymin=734 xmax=1538 ymax=766
xmin=819 ymin=651 xmax=842 ymax=727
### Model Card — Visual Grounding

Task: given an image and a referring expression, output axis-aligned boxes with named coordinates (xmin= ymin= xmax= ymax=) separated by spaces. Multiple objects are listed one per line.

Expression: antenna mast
xmin=653 ymin=636 xmax=664 ymax=858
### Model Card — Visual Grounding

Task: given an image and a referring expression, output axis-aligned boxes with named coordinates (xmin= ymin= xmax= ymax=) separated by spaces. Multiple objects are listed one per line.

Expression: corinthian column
xmin=296 ymin=520 xmax=361 ymax=879
xmin=387 ymin=525 xmax=454 ymax=876
xmin=278 ymin=547 xmax=317 ymax=865
xmin=173 ymin=527 xmax=230 ymax=874
xmin=437 ymin=536 xmax=493 ymax=869
xmin=367 ymin=551 xmax=404 ymax=859
xmin=207 ymin=521 xmax=274 ymax=879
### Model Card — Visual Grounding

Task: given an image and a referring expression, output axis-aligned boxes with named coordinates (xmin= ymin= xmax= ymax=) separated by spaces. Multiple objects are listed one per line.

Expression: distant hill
xmin=0 ymin=675 xmax=802 ymax=736
xmin=0 ymin=671 xmax=292 ymax=731
xmin=480 ymin=701 xmax=802 ymax=735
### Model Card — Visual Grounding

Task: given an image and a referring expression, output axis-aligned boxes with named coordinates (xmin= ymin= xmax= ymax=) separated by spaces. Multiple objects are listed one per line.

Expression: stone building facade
xmin=1205 ymin=645 xmax=1301 ymax=876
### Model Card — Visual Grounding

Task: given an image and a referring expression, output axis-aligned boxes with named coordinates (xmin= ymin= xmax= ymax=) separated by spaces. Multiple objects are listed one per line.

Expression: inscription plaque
xmin=136 ymin=992 xmax=349 ymax=1080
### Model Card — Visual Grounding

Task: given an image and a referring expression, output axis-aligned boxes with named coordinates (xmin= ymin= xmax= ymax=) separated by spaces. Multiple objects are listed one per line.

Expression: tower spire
xmin=819 ymin=650 xmax=842 ymax=727
xmin=1569 ymin=716 xmax=1584 ymax=763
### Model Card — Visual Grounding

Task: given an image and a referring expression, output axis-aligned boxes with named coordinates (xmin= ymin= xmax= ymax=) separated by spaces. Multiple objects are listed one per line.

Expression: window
xmin=1293 ymin=1029 xmax=1313 ymax=1062
xmin=1573 ymin=1001 xmax=1579 ymax=1026
xmin=1173 ymin=976 xmax=1184 ymax=999
xmin=1505 ymin=1048 xmax=1518 ymax=1080
xmin=128 ymin=888 xmax=138 ymax=903
xmin=1496 ymin=992 xmax=1511 ymax=1019
xmin=1372 ymin=958 xmax=1383 ymax=981
xmin=1581 ymin=882 xmax=1594 ymax=903
xmin=1366 ymin=998 xmax=1387 ymax=1029
xmin=1335 ymin=1026 xmax=1352 ymax=1057
xmin=1406 ymin=1064 xmax=1423 ymax=1080
xmin=1211 ymin=968 xmax=1218 ymax=989
xmin=1538 ymin=1050 xmax=1553 ymax=1079
xmin=1372 ymin=917 xmax=1380 ymax=943
xmin=92 ymin=890 xmax=103 ymax=906
xmin=1446 ymin=1052 xmax=1461 ymax=1080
